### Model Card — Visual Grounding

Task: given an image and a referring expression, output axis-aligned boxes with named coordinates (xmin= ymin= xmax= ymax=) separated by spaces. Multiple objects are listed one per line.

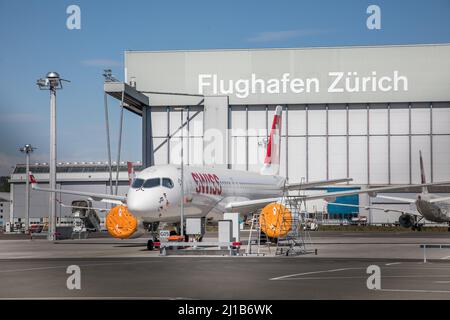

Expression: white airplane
xmin=328 ymin=151 xmax=450 ymax=231
xmin=374 ymin=151 xmax=450 ymax=230
xmin=29 ymin=106 xmax=450 ymax=248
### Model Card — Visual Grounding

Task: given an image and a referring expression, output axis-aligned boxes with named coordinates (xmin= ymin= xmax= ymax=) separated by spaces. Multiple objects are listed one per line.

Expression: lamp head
xmin=37 ymin=72 xmax=68 ymax=90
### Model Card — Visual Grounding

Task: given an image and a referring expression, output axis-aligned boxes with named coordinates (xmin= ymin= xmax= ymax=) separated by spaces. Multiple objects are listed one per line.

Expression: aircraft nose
xmin=127 ymin=189 xmax=160 ymax=216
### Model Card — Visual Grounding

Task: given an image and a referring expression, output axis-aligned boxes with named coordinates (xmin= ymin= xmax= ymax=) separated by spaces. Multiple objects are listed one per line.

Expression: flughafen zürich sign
xmin=198 ymin=71 xmax=408 ymax=99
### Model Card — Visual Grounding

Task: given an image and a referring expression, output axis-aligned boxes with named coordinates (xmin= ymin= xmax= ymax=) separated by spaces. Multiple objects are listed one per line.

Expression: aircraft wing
xmin=225 ymin=181 xmax=450 ymax=212
xmin=56 ymin=200 xmax=108 ymax=212
xmin=29 ymin=172 xmax=126 ymax=205
xmin=285 ymin=178 xmax=352 ymax=190
xmin=430 ymin=196 xmax=450 ymax=204
xmin=301 ymin=181 xmax=450 ymax=201
xmin=376 ymin=195 xmax=416 ymax=203
xmin=33 ymin=185 xmax=126 ymax=204
xmin=225 ymin=197 xmax=280 ymax=212
xmin=327 ymin=202 xmax=420 ymax=216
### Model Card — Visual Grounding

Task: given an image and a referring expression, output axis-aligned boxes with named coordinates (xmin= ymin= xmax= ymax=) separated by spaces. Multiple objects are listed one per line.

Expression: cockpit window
xmin=162 ymin=178 xmax=174 ymax=189
xmin=143 ymin=178 xmax=160 ymax=188
xmin=131 ymin=178 xmax=144 ymax=188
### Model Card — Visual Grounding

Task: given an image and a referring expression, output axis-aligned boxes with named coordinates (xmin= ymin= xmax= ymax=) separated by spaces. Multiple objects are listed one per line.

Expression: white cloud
xmin=81 ymin=59 xmax=122 ymax=67
xmin=247 ymin=29 xmax=330 ymax=43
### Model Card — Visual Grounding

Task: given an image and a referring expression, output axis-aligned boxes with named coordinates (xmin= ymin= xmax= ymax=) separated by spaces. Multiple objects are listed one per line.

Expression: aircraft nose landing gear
xmin=146 ymin=222 xmax=160 ymax=251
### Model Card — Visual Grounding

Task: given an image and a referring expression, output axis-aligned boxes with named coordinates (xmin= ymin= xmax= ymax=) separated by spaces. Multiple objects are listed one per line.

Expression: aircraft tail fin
xmin=419 ymin=150 xmax=428 ymax=194
xmin=261 ymin=105 xmax=282 ymax=176
xmin=127 ymin=161 xmax=135 ymax=186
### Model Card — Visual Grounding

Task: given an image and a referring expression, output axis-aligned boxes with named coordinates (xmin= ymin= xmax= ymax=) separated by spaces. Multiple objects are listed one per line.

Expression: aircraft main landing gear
xmin=147 ymin=239 xmax=154 ymax=251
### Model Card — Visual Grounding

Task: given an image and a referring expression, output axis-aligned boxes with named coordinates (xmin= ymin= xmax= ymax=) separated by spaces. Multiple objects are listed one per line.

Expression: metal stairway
xmin=274 ymin=179 xmax=314 ymax=256
xmin=245 ymin=211 xmax=269 ymax=256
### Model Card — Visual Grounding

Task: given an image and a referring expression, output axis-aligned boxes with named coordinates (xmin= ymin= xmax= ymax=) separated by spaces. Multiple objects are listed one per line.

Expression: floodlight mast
xmin=36 ymin=72 xmax=69 ymax=240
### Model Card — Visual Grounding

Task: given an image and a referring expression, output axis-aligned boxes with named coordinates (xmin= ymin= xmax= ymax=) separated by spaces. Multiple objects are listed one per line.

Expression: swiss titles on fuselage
xmin=191 ymin=172 xmax=222 ymax=195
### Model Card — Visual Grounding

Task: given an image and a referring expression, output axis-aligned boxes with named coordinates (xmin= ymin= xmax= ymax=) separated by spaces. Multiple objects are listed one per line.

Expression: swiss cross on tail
xmin=261 ymin=105 xmax=282 ymax=176
xmin=28 ymin=171 xmax=37 ymax=187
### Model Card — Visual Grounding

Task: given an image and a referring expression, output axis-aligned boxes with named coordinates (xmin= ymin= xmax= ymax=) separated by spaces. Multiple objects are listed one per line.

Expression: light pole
xmin=174 ymin=107 xmax=187 ymax=238
xmin=37 ymin=72 xmax=69 ymax=240
xmin=180 ymin=108 xmax=185 ymax=238
xmin=19 ymin=144 xmax=35 ymax=233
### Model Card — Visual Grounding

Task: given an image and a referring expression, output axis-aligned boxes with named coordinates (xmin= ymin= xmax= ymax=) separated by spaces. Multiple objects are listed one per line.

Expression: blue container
xmin=313 ymin=187 xmax=360 ymax=217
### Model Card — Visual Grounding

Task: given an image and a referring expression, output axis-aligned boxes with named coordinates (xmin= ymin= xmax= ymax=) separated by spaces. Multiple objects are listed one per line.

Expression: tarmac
xmin=1 ymin=231 xmax=450 ymax=299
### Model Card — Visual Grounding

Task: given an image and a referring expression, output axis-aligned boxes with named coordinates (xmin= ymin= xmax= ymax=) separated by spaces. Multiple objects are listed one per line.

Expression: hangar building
xmin=8 ymin=43 xmax=450 ymax=225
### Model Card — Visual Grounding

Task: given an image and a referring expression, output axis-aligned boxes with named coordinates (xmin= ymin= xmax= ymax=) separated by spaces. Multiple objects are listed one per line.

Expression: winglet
xmin=28 ymin=171 xmax=37 ymax=188
xmin=261 ymin=105 xmax=282 ymax=176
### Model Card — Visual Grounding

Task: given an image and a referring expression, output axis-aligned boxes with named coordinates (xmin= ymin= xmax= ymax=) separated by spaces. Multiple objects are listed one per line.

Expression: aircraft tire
xmin=147 ymin=240 xmax=154 ymax=251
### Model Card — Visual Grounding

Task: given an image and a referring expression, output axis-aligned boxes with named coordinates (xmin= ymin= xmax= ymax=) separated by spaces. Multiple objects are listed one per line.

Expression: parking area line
xmin=270 ymin=268 xmax=360 ymax=281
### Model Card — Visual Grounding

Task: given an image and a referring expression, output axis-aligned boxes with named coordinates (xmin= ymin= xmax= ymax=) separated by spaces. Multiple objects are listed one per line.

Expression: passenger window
xmin=162 ymin=178 xmax=174 ymax=189
xmin=132 ymin=178 xmax=144 ymax=188
xmin=143 ymin=178 xmax=160 ymax=188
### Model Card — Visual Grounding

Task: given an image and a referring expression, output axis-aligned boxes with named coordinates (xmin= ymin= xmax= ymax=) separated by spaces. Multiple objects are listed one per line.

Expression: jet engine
xmin=105 ymin=205 xmax=139 ymax=239
xmin=259 ymin=202 xmax=293 ymax=238
xmin=398 ymin=213 xmax=414 ymax=228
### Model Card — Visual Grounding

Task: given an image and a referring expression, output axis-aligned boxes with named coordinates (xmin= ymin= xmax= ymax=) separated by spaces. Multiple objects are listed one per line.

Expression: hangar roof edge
xmin=124 ymin=43 xmax=450 ymax=54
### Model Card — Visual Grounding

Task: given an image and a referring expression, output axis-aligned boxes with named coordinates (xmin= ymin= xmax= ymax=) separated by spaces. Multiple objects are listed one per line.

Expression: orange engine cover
xmin=259 ymin=203 xmax=292 ymax=239
xmin=105 ymin=205 xmax=138 ymax=239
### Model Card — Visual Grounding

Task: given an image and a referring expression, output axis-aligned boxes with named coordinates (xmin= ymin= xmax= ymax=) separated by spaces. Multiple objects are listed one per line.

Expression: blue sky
xmin=0 ymin=0 xmax=449 ymax=175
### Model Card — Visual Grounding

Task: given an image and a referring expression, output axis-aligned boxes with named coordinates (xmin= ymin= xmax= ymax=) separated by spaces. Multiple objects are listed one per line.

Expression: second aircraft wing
xmin=225 ymin=181 xmax=450 ymax=212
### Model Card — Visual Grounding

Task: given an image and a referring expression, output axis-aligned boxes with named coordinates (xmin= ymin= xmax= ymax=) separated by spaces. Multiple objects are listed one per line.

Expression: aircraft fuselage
xmin=415 ymin=194 xmax=450 ymax=223
xmin=126 ymin=165 xmax=285 ymax=223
